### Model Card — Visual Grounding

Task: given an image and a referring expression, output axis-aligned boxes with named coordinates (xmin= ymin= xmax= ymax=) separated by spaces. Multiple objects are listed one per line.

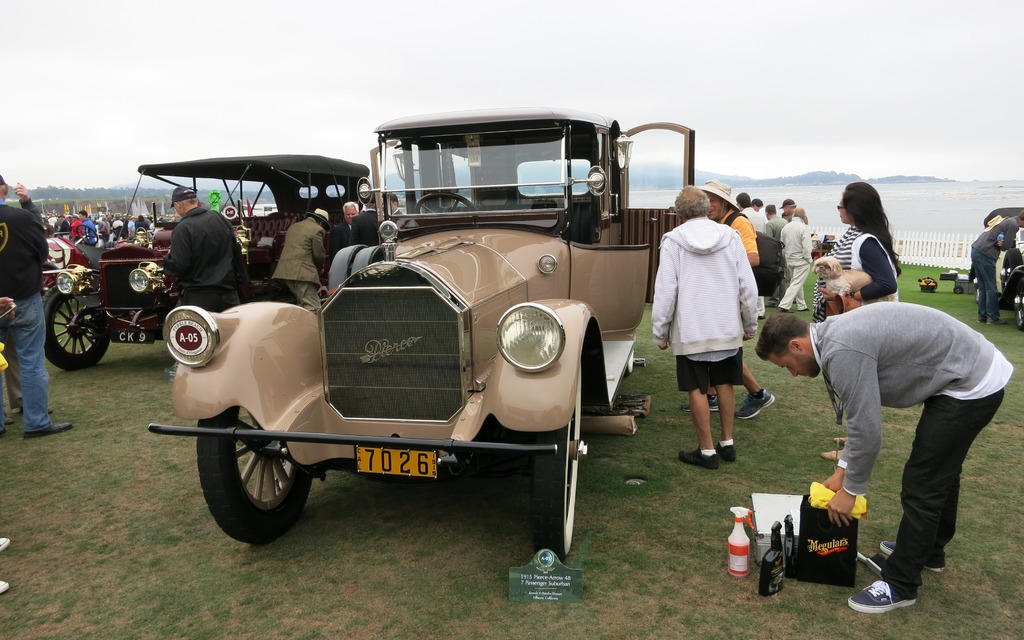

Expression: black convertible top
xmin=136 ymin=154 xmax=369 ymax=215
xmin=138 ymin=154 xmax=368 ymax=181
xmin=376 ymin=107 xmax=615 ymax=136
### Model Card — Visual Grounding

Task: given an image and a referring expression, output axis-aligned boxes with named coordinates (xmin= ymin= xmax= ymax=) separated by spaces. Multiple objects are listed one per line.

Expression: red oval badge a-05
xmin=169 ymin=320 xmax=208 ymax=356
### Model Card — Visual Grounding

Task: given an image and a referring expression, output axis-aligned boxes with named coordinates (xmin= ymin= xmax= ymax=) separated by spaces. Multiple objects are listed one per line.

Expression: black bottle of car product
xmin=784 ymin=514 xmax=797 ymax=578
xmin=759 ymin=521 xmax=785 ymax=596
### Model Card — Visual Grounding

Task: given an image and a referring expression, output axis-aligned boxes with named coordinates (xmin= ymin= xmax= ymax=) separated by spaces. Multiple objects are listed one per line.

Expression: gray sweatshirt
xmin=810 ymin=302 xmax=1003 ymax=495
xmin=971 ymin=215 xmax=1020 ymax=260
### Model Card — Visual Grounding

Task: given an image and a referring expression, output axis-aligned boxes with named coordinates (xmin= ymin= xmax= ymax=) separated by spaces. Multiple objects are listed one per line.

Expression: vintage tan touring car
xmin=150 ymin=108 xmax=695 ymax=559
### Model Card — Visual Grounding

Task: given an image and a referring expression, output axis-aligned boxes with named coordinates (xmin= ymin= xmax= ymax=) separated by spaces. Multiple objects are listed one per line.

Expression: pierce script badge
xmin=361 ymin=336 xmax=422 ymax=364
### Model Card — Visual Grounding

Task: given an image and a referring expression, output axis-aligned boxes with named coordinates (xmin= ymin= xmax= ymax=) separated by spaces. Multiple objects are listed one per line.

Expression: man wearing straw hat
xmin=698 ymin=179 xmax=776 ymax=420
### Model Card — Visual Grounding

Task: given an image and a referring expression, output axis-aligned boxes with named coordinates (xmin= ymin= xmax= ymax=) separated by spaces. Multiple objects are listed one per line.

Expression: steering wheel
xmin=414 ymin=192 xmax=476 ymax=214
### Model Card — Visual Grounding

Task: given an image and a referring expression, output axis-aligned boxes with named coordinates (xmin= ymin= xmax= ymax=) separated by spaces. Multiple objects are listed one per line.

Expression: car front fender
xmin=171 ymin=302 xmax=323 ymax=427
xmin=485 ymin=300 xmax=594 ymax=432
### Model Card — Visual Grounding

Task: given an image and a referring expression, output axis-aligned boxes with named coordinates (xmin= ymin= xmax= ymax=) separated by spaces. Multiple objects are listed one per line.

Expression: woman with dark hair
xmin=812 ymin=182 xmax=900 ymax=322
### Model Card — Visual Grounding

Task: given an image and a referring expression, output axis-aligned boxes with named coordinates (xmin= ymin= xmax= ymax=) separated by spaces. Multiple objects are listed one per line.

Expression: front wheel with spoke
xmin=531 ymin=366 xmax=583 ymax=560
xmin=43 ymin=290 xmax=110 ymax=370
xmin=196 ymin=407 xmax=313 ymax=544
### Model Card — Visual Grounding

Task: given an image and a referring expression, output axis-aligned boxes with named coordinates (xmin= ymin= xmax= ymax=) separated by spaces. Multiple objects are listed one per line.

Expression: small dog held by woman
xmin=813 ymin=256 xmax=897 ymax=302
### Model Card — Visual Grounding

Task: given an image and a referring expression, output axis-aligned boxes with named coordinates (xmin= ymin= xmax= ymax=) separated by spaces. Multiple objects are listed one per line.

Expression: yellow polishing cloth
xmin=809 ymin=481 xmax=868 ymax=518
xmin=0 ymin=341 xmax=7 ymax=373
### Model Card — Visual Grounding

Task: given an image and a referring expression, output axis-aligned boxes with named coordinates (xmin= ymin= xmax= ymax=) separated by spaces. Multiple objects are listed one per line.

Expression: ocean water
xmin=628 ymin=181 xmax=1024 ymax=235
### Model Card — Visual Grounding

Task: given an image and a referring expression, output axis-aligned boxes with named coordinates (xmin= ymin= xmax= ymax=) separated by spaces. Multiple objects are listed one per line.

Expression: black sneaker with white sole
xmin=879 ymin=540 xmax=945 ymax=572
xmin=848 ymin=580 xmax=916 ymax=614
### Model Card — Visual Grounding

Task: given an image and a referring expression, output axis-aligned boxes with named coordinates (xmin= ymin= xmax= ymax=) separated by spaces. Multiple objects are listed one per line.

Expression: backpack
xmin=724 ymin=212 xmax=786 ymax=296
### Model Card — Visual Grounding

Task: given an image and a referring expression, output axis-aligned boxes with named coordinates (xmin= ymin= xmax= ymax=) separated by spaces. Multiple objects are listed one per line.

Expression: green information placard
xmin=508 ymin=549 xmax=583 ymax=603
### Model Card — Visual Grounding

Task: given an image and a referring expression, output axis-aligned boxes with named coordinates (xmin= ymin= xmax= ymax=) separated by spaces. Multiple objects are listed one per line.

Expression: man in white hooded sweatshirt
xmin=652 ymin=186 xmax=759 ymax=469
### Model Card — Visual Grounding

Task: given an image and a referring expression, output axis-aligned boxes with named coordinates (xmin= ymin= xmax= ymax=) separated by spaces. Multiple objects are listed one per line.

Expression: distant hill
xmin=25 ymin=167 xmax=954 ymax=203
xmin=30 ymin=185 xmax=169 ymax=201
xmin=709 ymin=170 xmax=955 ymax=187
xmin=630 ymin=165 xmax=955 ymax=189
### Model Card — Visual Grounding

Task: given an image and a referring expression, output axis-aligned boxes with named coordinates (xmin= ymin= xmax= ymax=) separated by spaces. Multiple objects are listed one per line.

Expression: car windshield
xmin=148 ymin=177 xmax=279 ymax=225
xmin=383 ymin=127 xmax=593 ymax=215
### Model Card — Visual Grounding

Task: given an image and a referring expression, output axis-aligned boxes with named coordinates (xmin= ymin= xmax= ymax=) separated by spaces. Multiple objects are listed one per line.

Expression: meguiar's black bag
xmin=751 ymin=231 xmax=785 ymax=296
xmin=795 ymin=494 xmax=858 ymax=587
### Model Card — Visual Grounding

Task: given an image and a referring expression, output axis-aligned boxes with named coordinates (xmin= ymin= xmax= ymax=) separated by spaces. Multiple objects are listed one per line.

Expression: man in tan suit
xmin=273 ymin=208 xmax=331 ymax=312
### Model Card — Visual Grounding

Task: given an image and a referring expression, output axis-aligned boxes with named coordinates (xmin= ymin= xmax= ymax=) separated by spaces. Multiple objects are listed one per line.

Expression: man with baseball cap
xmin=163 ymin=186 xmax=247 ymax=312
xmin=273 ymin=208 xmax=332 ymax=312
xmin=780 ymin=198 xmax=797 ymax=220
xmin=0 ymin=173 xmax=73 ymax=438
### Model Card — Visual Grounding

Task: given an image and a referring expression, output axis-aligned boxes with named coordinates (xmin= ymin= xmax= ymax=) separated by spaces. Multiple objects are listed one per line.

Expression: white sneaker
xmin=0 ymin=580 xmax=8 ymax=595
xmin=0 ymin=537 xmax=9 ymax=553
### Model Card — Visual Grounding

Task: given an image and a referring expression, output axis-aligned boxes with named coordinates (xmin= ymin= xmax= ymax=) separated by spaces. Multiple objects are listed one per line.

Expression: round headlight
xmin=497 ymin=303 xmax=565 ymax=372
xmin=56 ymin=271 xmax=76 ymax=295
xmin=129 ymin=268 xmax=151 ymax=293
xmin=165 ymin=306 xmax=220 ymax=368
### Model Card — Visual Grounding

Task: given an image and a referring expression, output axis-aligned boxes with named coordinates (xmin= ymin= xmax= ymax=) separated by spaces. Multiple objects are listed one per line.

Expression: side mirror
xmin=571 ymin=166 xmax=607 ymax=196
xmin=357 ymin=178 xmax=374 ymax=204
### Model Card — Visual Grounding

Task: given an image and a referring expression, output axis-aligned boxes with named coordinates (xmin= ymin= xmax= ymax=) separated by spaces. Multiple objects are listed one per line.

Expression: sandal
xmin=832 ymin=437 xmax=847 ymax=445
xmin=820 ymin=449 xmax=842 ymax=462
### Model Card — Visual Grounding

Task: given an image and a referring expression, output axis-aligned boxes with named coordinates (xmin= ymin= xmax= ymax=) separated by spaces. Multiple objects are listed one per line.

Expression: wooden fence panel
xmin=622 ymin=208 xmax=684 ymax=303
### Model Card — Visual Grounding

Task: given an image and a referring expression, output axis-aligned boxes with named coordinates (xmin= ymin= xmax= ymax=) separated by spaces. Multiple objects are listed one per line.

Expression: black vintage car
xmin=997 ymin=235 xmax=1024 ymax=332
xmin=44 ymin=155 xmax=369 ymax=369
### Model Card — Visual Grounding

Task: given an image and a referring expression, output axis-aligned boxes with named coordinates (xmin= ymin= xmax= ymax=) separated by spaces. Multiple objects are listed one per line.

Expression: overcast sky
xmin=5 ymin=0 xmax=1022 ymax=189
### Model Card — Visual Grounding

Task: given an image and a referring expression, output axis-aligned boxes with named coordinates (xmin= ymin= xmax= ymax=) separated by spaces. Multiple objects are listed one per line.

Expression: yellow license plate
xmin=356 ymin=447 xmax=437 ymax=478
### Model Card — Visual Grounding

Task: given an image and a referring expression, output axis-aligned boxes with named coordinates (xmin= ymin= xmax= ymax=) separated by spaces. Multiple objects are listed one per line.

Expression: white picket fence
xmin=812 ymin=227 xmax=975 ymax=271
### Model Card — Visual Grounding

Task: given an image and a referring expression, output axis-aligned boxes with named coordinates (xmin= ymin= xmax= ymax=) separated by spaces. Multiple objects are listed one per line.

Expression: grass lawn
xmin=1 ymin=264 xmax=1021 ymax=639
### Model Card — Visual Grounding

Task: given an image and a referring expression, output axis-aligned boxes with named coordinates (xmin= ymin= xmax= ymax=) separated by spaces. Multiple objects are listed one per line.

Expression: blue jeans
xmin=882 ymin=390 xmax=1003 ymax=599
xmin=0 ymin=294 xmax=51 ymax=432
xmin=971 ymin=248 xmax=999 ymax=321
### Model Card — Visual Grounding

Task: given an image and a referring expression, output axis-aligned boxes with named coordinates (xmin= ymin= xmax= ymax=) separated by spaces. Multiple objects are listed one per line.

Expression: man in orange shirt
xmin=698 ymin=180 xmax=776 ymax=420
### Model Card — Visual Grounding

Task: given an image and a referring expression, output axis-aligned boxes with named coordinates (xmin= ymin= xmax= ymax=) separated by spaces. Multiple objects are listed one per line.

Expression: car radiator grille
xmin=322 ymin=286 xmax=464 ymax=421
xmin=102 ymin=262 xmax=157 ymax=308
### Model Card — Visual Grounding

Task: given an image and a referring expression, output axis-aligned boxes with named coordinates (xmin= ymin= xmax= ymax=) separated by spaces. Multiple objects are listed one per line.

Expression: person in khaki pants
xmin=273 ymin=209 xmax=331 ymax=312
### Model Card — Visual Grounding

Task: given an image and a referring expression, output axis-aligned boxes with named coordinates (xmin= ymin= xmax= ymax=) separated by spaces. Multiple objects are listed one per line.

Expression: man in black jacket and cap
xmin=163 ymin=187 xmax=247 ymax=312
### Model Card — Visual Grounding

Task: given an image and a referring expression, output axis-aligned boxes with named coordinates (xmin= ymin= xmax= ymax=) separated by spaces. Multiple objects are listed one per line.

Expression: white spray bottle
xmin=728 ymin=507 xmax=753 ymax=578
